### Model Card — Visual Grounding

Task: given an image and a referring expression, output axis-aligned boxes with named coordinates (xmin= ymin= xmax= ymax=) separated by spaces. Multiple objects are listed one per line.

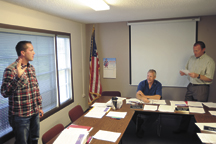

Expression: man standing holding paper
xmin=135 ymin=69 xmax=162 ymax=137
xmin=174 ymin=41 xmax=215 ymax=134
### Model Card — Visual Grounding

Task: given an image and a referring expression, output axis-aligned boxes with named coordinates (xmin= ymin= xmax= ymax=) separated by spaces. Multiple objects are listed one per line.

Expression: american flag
xmin=88 ymin=26 xmax=102 ymax=105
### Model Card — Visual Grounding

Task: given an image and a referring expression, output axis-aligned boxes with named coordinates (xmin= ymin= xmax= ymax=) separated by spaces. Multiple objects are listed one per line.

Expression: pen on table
xmin=89 ymin=136 xmax=93 ymax=144
xmin=87 ymin=136 xmax=92 ymax=144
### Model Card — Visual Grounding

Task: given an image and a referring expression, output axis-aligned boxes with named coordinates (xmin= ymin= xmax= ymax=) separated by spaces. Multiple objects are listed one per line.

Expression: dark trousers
xmin=9 ymin=113 xmax=40 ymax=144
xmin=179 ymin=83 xmax=209 ymax=131
xmin=134 ymin=111 xmax=159 ymax=133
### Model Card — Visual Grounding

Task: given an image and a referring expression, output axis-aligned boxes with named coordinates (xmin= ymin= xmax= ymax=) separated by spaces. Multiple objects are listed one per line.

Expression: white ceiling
xmin=2 ymin=0 xmax=216 ymax=24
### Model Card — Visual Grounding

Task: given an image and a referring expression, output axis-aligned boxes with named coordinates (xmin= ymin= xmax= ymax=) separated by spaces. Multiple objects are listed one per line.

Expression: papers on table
xmin=144 ymin=105 xmax=158 ymax=111
xmin=53 ymin=128 xmax=89 ymax=144
xmin=152 ymin=99 xmax=166 ymax=105
xmin=106 ymin=111 xmax=127 ymax=118
xmin=203 ymin=102 xmax=216 ymax=108
xmin=209 ymin=111 xmax=216 ymax=116
xmin=92 ymin=102 xmax=107 ymax=107
xmin=170 ymin=101 xmax=186 ymax=106
xmin=67 ymin=124 xmax=93 ymax=132
xmin=93 ymin=130 xmax=121 ymax=143
xmin=181 ymin=69 xmax=190 ymax=75
xmin=197 ymin=133 xmax=216 ymax=143
xmin=126 ymin=98 xmax=143 ymax=104
xmin=189 ymin=107 xmax=205 ymax=113
xmin=195 ymin=123 xmax=216 ymax=133
xmin=106 ymin=98 xmax=125 ymax=108
xmin=158 ymin=105 xmax=174 ymax=112
xmin=187 ymin=101 xmax=203 ymax=107
xmin=84 ymin=106 xmax=111 ymax=118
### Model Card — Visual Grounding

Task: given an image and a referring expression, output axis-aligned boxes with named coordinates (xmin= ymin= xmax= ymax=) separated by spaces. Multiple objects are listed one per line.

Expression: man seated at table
xmin=135 ymin=69 xmax=162 ymax=138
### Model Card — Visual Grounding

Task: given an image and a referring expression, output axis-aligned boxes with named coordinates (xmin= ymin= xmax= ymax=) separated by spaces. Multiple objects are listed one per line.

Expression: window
xmin=57 ymin=36 xmax=72 ymax=104
xmin=0 ymin=25 xmax=74 ymax=142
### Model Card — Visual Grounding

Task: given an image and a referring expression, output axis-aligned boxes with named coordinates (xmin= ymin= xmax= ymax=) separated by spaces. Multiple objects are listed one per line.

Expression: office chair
xmin=42 ymin=123 xmax=64 ymax=144
xmin=101 ymin=91 xmax=121 ymax=97
xmin=68 ymin=105 xmax=84 ymax=122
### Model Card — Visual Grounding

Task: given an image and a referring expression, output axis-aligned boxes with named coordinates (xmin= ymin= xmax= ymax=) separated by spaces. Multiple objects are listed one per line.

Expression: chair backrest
xmin=68 ymin=105 xmax=84 ymax=122
xmin=101 ymin=91 xmax=121 ymax=97
xmin=42 ymin=123 xmax=64 ymax=144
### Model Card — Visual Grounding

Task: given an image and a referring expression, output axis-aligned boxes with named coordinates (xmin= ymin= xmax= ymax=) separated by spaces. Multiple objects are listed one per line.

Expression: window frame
xmin=0 ymin=23 xmax=74 ymax=143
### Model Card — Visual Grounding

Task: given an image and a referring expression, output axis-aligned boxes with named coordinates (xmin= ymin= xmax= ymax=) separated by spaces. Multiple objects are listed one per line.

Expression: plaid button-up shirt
xmin=1 ymin=59 xmax=42 ymax=117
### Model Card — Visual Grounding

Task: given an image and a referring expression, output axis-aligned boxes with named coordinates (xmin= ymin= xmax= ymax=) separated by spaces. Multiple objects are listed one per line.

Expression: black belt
xmin=190 ymin=83 xmax=210 ymax=86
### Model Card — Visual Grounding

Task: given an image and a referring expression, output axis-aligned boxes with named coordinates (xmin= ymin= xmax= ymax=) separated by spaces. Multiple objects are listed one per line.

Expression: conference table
xmin=47 ymin=96 xmax=216 ymax=144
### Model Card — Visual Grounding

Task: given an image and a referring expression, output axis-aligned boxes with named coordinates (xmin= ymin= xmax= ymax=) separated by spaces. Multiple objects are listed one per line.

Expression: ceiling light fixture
xmin=83 ymin=0 xmax=110 ymax=11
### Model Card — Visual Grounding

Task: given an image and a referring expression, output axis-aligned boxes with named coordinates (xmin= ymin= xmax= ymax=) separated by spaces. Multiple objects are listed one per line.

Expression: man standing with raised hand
xmin=174 ymin=41 xmax=215 ymax=134
xmin=1 ymin=41 xmax=43 ymax=144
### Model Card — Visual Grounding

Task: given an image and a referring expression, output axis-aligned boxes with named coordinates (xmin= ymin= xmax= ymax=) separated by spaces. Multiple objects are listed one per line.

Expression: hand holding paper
xmin=180 ymin=69 xmax=190 ymax=75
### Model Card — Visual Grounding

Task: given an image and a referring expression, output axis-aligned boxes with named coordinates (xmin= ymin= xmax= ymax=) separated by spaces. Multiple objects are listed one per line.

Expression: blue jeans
xmin=9 ymin=113 xmax=40 ymax=144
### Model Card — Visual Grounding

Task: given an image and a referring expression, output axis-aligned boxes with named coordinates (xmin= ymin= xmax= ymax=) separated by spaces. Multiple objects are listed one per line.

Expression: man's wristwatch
xmin=197 ymin=74 xmax=200 ymax=79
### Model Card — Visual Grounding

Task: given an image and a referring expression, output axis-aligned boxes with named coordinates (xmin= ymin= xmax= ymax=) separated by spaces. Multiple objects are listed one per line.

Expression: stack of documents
xmin=67 ymin=124 xmax=93 ymax=132
xmin=187 ymin=101 xmax=203 ymax=107
xmin=170 ymin=101 xmax=186 ymax=106
xmin=126 ymin=98 xmax=143 ymax=104
xmin=93 ymin=130 xmax=121 ymax=143
xmin=189 ymin=107 xmax=205 ymax=113
xmin=152 ymin=99 xmax=166 ymax=105
xmin=92 ymin=102 xmax=107 ymax=107
xmin=197 ymin=133 xmax=216 ymax=143
xmin=106 ymin=111 xmax=127 ymax=119
xmin=84 ymin=106 xmax=111 ymax=118
xmin=203 ymin=102 xmax=216 ymax=108
xmin=209 ymin=111 xmax=216 ymax=116
xmin=158 ymin=105 xmax=174 ymax=112
xmin=53 ymin=127 xmax=89 ymax=144
xmin=195 ymin=123 xmax=216 ymax=133
xmin=143 ymin=105 xmax=158 ymax=111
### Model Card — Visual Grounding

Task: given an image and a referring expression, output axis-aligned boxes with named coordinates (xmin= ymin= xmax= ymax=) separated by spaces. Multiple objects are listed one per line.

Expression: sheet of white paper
xmin=181 ymin=69 xmax=190 ymax=75
xmin=152 ymin=100 xmax=166 ymax=105
xmin=209 ymin=111 xmax=216 ymax=116
xmin=92 ymin=102 xmax=107 ymax=107
xmin=93 ymin=130 xmax=121 ymax=143
xmin=106 ymin=111 xmax=127 ymax=118
xmin=189 ymin=107 xmax=205 ymax=113
xmin=195 ymin=123 xmax=216 ymax=133
xmin=53 ymin=129 xmax=88 ymax=144
xmin=143 ymin=105 xmax=158 ymax=111
xmin=197 ymin=133 xmax=216 ymax=143
xmin=170 ymin=101 xmax=186 ymax=106
xmin=116 ymin=97 xmax=126 ymax=101
xmin=187 ymin=101 xmax=203 ymax=107
xmin=158 ymin=105 xmax=174 ymax=112
xmin=203 ymin=102 xmax=216 ymax=108
xmin=84 ymin=107 xmax=108 ymax=118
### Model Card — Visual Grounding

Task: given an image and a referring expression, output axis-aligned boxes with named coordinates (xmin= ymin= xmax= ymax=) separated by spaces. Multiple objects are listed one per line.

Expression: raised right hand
xmin=17 ymin=58 xmax=27 ymax=78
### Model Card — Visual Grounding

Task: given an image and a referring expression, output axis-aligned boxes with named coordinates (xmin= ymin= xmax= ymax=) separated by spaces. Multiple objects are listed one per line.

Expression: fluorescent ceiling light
xmin=83 ymin=0 xmax=110 ymax=11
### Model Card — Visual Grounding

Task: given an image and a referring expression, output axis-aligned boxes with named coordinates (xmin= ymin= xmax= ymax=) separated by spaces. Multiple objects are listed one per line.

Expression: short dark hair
xmin=15 ymin=41 xmax=32 ymax=56
xmin=194 ymin=41 xmax=205 ymax=50
xmin=148 ymin=69 xmax=156 ymax=76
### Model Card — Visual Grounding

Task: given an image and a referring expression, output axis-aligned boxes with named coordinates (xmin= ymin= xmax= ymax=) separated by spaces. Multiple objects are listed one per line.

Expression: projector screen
xmin=129 ymin=19 xmax=198 ymax=87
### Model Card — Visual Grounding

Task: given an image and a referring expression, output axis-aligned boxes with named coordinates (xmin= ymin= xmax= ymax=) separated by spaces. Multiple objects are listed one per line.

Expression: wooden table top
xmin=46 ymin=96 xmax=135 ymax=144
xmin=46 ymin=96 xmax=216 ymax=144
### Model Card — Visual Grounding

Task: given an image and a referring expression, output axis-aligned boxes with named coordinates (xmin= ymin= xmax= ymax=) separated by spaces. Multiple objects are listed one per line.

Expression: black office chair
xmin=101 ymin=91 xmax=121 ymax=97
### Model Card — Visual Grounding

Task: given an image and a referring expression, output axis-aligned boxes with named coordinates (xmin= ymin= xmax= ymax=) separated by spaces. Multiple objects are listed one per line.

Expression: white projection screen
xmin=129 ymin=18 xmax=199 ymax=87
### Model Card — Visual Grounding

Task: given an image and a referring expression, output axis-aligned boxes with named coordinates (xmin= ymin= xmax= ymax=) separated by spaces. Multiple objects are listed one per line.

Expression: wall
xmin=0 ymin=1 xmax=88 ymax=144
xmin=86 ymin=15 xmax=216 ymax=102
